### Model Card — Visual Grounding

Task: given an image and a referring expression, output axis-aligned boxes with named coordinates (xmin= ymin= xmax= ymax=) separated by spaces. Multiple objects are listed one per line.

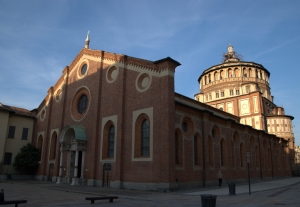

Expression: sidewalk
xmin=186 ymin=177 xmax=300 ymax=196
xmin=1 ymin=177 xmax=300 ymax=206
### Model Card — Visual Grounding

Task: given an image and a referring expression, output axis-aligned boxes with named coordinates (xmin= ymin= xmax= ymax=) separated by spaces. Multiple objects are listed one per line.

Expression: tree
xmin=14 ymin=143 xmax=40 ymax=174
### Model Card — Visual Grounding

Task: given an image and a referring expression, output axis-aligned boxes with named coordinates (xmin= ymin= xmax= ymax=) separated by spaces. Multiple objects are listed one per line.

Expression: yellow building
xmin=0 ymin=102 xmax=35 ymax=177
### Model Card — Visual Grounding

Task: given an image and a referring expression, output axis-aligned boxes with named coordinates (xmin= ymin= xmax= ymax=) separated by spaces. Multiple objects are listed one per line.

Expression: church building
xmin=31 ymin=35 xmax=293 ymax=191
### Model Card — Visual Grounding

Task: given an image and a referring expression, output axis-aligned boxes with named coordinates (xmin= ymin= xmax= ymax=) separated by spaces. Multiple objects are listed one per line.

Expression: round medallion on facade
xmin=40 ymin=109 xmax=46 ymax=121
xmin=136 ymin=73 xmax=152 ymax=92
xmin=77 ymin=60 xmax=89 ymax=79
xmin=55 ymin=89 xmax=63 ymax=102
xmin=106 ymin=66 xmax=119 ymax=83
xmin=70 ymin=86 xmax=91 ymax=121
xmin=181 ymin=116 xmax=194 ymax=139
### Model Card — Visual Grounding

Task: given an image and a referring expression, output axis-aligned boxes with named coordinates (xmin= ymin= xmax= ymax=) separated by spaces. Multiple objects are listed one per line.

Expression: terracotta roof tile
xmin=0 ymin=102 xmax=35 ymax=118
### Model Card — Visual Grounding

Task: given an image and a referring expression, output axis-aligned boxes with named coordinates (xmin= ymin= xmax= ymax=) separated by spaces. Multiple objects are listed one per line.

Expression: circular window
xmin=71 ymin=86 xmax=91 ymax=121
xmin=136 ymin=73 xmax=152 ymax=92
xmin=181 ymin=117 xmax=194 ymax=138
xmin=40 ymin=109 xmax=46 ymax=121
xmin=77 ymin=94 xmax=88 ymax=114
xmin=55 ymin=89 xmax=62 ymax=102
xmin=81 ymin=64 xmax=87 ymax=75
xmin=106 ymin=66 xmax=119 ymax=83
xmin=77 ymin=61 xmax=89 ymax=79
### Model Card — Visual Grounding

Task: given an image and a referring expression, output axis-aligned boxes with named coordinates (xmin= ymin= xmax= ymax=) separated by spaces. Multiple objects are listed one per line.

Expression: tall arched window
xmin=141 ymin=120 xmax=149 ymax=156
xmin=231 ymin=140 xmax=235 ymax=168
xmin=102 ymin=121 xmax=115 ymax=159
xmin=134 ymin=114 xmax=151 ymax=158
xmin=255 ymin=145 xmax=259 ymax=168
xmin=220 ymin=139 xmax=226 ymax=167
xmin=108 ymin=125 xmax=115 ymax=158
xmin=214 ymin=72 xmax=218 ymax=81
xmin=50 ymin=132 xmax=57 ymax=160
xmin=37 ymin=135 xmax=43 ymax=161
xmin=208 ymin=136 xmax=213 ymax=167
xmin=240 ymin=143 xmax=245 ymax=167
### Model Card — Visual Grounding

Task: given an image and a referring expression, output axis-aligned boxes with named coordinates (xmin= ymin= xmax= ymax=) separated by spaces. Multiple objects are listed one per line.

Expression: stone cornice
xmin=68 ymin=48 xmax=180 ymax=74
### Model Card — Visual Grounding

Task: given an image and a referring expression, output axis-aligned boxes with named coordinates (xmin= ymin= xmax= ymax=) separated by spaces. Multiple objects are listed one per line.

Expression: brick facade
xmin=32 ymin=46 xmax=291 ymax=191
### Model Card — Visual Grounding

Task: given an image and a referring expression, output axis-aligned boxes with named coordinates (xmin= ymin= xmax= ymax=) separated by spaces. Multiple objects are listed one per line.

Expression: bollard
xmin=0 ymin=189 xmax=4 ymax=202
xmin=200 ymin=194 xmax=217 ymax=207
xmin=228 ymin=183 xmax=236 ymax=195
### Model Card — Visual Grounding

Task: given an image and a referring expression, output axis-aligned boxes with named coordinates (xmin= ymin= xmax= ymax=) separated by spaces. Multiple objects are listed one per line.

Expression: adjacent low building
xmin=0 ymin=103 xmax=35 ymax=178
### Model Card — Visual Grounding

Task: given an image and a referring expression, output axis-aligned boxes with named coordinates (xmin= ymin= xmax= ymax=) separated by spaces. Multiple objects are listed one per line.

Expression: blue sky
xmin=0 ymin=0 xmax=299 ymax=144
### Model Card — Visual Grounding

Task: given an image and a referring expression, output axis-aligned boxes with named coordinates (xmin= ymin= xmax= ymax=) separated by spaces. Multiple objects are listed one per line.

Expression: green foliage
xmin=14 ymin=143 xmax=40 ymax=173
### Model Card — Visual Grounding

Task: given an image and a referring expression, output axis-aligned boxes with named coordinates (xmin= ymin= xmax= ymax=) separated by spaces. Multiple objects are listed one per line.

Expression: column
xmin=81 ymin=150 xmax=85 ymax=178
xmin=56 ymin=149 xmax=64 ymax=184
xmin=71 ymin=150 xmax=80 ymax=185
xmin=74 ymin=150 xmax=79 ymax=178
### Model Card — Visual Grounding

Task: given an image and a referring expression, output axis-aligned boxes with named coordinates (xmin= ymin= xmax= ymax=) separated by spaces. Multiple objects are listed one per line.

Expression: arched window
xmin=255 ymin=145 xmax=259 ymax=168
xmin=37 ymin=135 xmax=43 ymax=161
xmin=141 ymin=120 xmax=149 ymax=156
xmin=102 ymin=121 xmax=115 ymax=159
xmin=231 ymin=140 xmax=235 ymax=168
xmin=235 ymin=68 xmax=239 ymax=77
xmin=240 ymin=143 xmax=245 ymax=167
xmin=49 ymin=132 xmax=57 ymax=160
xmin=220 ymin=70 xmax=224 ymax=79
xmin=134 ymin=114 xmax=151 ymax=158
xmin=214 ymin=72 xmax=218 ymax=81
xmin=228 ymin=68 xmax=233 ymax=77
xmin=175 ymin=130 xmax=183 ymax=166
xmin=220 ymin=139 xmax=226 ymax=167
xmin=208 ymin=136 xmax=213 ymax=167
xmin=108 ymin=126 xmax=115 ymax=158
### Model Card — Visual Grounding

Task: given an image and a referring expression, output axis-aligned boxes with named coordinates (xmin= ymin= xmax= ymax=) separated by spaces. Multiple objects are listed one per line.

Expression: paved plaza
xmin=1 ymin=177 xmax=300 ymax=206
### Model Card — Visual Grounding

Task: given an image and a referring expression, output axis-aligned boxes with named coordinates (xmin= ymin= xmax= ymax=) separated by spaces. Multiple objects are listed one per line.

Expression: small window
xmin=209 ymin=95 xmax=212 ymax=100
xmin=108 ymin=126 xmax=115 ymax=158
xmin=216 ymin=93 xmax=219 ymax=98
xmin=77 ymin=94 xmax=88 ymax=114
xmin=236 ymin=90 xmax=240 ymax=95
xmin=8 ymin=126 xmax=15 ymax=138
xmin=221 ymin=91 xmax=224 ymax=97
xmin=22 ymin=128 xmax=29 ymax=140
xmin=3 ymin=153 xmax=12 ymax=165
xmin=81 ymin=64 xmax=88 ymax=75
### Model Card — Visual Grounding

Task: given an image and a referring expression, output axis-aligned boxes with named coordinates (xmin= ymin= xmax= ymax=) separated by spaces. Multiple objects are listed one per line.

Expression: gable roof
xmin=0 ymin=102 xmax=35 ymax=118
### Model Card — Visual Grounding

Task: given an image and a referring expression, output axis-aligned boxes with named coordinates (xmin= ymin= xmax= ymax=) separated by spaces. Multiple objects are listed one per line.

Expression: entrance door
xmin=102 ymin=163 xmax=112 ymax=187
